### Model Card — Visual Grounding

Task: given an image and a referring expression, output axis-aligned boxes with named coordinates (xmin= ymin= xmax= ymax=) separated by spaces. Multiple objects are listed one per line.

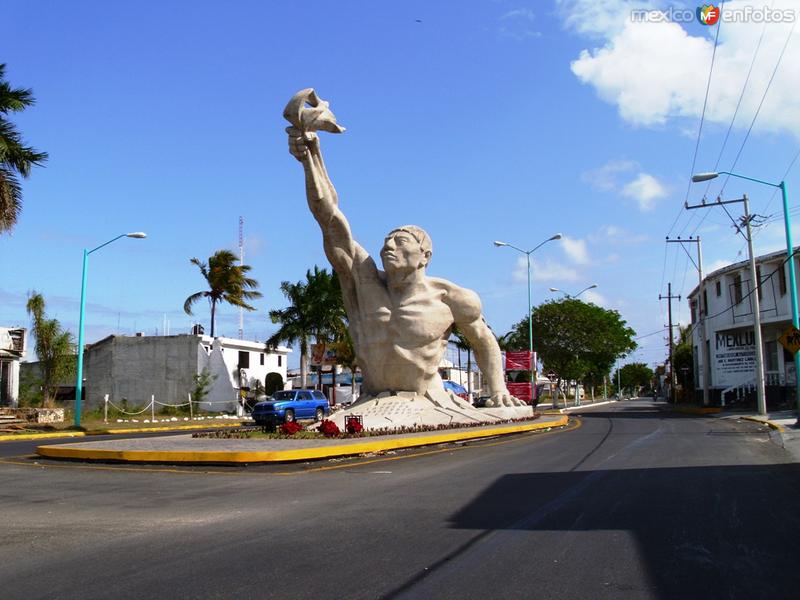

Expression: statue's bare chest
xmin=363 ymin=288 xmax=452 ymax=345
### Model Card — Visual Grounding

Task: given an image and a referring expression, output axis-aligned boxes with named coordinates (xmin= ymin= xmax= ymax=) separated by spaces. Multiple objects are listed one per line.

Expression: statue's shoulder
xmin=429 ymin=277 xmax=482 ymax=320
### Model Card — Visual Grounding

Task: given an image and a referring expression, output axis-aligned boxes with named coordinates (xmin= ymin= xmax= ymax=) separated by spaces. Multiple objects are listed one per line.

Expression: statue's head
xmin=380 ymin=225 xmax=432 ymax=273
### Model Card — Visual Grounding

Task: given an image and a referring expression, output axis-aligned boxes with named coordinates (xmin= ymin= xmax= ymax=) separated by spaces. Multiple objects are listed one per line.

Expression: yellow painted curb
xmin=0 ymin=431 xmax=87 ymax=442
xmin=740 ymin=415 xmax=785 ymax=432
xmin=37 ymin=416 xmax=569 ymax=464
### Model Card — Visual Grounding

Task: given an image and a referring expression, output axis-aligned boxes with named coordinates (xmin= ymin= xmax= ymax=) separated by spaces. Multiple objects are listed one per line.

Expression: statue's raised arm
xmin=284 ymin=89 xmax=366 ymax=274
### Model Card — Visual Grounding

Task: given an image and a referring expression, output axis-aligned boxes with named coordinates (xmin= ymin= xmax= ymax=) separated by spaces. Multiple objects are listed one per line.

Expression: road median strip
xmin=36 ymin=415 xmax=570 ymax=464
xmin=0 ymin=421 xmax=248 ymax=442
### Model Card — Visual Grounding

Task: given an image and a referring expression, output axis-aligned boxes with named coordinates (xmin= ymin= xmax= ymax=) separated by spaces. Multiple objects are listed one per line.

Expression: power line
xmin=672 ymin=1 xmax=725 ymax=241
xmin=718 ymin=17 xmax=797 ymax=199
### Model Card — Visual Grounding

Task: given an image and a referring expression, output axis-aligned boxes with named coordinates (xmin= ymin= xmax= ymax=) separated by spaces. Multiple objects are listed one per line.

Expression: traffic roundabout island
xmin=35 ymin=414 xmax=569 ymax=464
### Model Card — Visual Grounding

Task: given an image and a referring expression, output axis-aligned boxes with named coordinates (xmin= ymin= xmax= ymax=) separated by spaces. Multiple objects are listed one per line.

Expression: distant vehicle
xmin=473 ymin=395 xmax=490 ymax=408
xmin=443 ymin=380 xmax=470 ymax=401
xmin=251 ymin=389 xmax=330 ymax=426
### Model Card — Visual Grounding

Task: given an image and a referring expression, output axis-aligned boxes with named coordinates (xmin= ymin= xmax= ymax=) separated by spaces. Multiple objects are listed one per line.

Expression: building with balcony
xmin=686 ymin=247 xmax=798 ymax=407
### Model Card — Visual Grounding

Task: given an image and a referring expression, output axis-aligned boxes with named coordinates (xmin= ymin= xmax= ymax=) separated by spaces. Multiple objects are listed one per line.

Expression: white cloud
xmin=518 ymin=257 xmax=581 ymax=283
xmin=582 ymin=289 xmax=609 ymax=306
xmin=567 ymin=0 xmax=800 ymax=137
xmin=498 ymin=7 xmax=542 ymax=40
xmin=501 ymin=8 xmax=536 ymax=21
xmin=583 ymin=159 xmax=668 ymax=211
xmin=561 ymin=236 xmax=590 ymax=264
xmin=557 ymin=0 xmax=655 ymax=38
xmin=589 ymin=224 xmax=650 ymax=244
xmin=706 ymin=258 xmax=732 ymax=274
xmin=581 ymin=159 xmax=638 ymax=190
xmin=621 ymin=173 xmax=669 ymax=210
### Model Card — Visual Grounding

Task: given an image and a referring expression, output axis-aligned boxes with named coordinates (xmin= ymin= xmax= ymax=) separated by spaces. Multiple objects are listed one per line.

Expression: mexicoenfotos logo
xmin=631 ymin=5 xmax=797 ymax=24
xmin=697 ymin=4 xmax=721 ymax=26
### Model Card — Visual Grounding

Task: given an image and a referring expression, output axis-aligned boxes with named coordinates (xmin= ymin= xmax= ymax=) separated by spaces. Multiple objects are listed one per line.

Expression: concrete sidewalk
xmin=36 ymin=415 xmax=569 ymax=464
xmin=731 ymin=409 xmax=800 ymax=461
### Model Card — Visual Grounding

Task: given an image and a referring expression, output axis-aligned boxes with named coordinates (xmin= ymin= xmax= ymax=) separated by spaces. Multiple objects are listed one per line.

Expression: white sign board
xmin=713 ymin=328 xmax=756 ymax=388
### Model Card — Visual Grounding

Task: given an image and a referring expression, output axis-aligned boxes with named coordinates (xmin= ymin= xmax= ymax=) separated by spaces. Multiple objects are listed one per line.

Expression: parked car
xmin=251 ymin=389 xmax=330 ymax=425
xmin=443 ymin=379 xmax=470 ymax=401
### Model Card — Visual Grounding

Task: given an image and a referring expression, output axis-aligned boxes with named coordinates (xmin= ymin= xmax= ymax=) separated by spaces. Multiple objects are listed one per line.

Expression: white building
xmin=687 ymin=247 xmax=798 ymax=407
xmin=0 ymin=327 xmax=27 ymax=407
xmin=84 ymin=333 xmax=291 ymax=412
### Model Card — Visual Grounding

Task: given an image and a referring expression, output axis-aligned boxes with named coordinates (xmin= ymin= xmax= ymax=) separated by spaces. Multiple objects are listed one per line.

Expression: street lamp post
xmin=494 ymin=234 xmax=562 ymax=404
xmin=693 ymin=171 xmax=798 ymax=421
xmin=74 ymin=232 xmax=146 ymax=427
xmin=549 ymin=284 xmax=598 ymax=300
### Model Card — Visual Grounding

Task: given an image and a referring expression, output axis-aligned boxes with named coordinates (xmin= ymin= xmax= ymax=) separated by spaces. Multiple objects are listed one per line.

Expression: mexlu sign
xmin=714 ymin=328 xmax=756 ymax=387
xmin=716 ymin=330 xmax=755 ymax=350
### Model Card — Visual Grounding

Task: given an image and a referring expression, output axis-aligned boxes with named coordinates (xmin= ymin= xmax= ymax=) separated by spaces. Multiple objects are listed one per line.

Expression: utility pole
xmin=667 ymin=236 xmax=710 ymax=405
xmin=660 ymin=283 xmax=681 ymax=403
xmin=686 ymin=194 xmax=767 ymax=416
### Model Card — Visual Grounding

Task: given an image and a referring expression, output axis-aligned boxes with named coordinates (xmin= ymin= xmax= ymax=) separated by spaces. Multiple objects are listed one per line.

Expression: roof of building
xmin=686 ymin=245 xmax=799 ymax=300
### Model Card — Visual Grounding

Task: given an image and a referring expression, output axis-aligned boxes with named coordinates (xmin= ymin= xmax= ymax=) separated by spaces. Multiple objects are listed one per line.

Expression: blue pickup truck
xmin=251 ymin=389 xmax=330 ymax=426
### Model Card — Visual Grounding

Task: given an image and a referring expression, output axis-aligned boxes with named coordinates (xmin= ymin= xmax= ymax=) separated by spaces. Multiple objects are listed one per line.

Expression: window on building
xmin=278 ymin=356 xmax=282 ymax=367
xmin=691 ymin=300 xmax=697 ymax=324
xmin=765 ymin=340 xmax=778 ymax=372
xmin=733 ymin=273 xmax=743 ymax=305
xmin=756 ymin=266 xmax=763 ymax=301
xmin=702 ymin=289 xmax=708 ymax=316
xmin=716 ymin=280 xmax=721 ymax=297
xmin=260 ymin=353 xmax=265 ymax=366
xmin=238 ymin=351 xmax=250 ymax=369
xmin=779 ymin=263 xmax=787 ymax=296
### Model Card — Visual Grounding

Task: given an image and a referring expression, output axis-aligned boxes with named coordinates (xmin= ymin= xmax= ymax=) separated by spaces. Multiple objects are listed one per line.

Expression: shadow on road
xmin=448 ymin=464 xmax=800 ymax=598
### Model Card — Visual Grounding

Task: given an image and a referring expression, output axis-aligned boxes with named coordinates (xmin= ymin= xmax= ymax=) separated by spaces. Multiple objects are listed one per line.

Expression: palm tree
xmin=26 ymin=292 xmax=75 ymax=407
xmin=1 ymin=64 xmax=48 ymax=234
xmin=451 ymin=325 xmax=474 ymax=399
xmin=183 ymin=249 xmax=262 ymax=337
xmin=267 ymin=266 xmax=346 ymax=389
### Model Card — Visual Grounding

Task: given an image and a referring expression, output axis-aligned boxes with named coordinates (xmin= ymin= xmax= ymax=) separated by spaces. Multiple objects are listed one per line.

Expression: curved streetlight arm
xmin=75 ymin=231 xmax=147 ymax=427
xmin=575 ymin=283 xmax=598 ymax=298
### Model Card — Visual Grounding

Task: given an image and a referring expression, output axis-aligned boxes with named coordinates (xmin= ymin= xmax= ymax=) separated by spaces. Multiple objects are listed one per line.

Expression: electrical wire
xmin=718 ymin=17 xmax=797 ymax=199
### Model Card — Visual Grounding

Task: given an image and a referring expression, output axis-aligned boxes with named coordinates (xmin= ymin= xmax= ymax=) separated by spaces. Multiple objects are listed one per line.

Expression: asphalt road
xmin=1 ymin=400 xmax=798 ymax=599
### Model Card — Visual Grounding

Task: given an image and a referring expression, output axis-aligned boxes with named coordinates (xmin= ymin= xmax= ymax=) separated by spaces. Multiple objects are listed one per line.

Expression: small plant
xmin=318 ymin=419 xmax=341 ymax=437
xmin=279 ymin=421 xmax=303 ymax=436
xmin=192 ymin=368 xmax=217 ymax=406
xmin=345 ymin=417 xmax=363 ymax=435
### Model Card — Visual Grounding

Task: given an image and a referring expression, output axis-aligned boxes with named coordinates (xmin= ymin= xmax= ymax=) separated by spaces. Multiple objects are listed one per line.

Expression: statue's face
xmin=381 ymin=231 xmax=429 ymax=272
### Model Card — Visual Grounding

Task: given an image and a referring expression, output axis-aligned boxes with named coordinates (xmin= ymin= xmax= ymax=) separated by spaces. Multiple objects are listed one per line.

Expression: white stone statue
xmin=284 ymin=89 xmax=525 ymax=419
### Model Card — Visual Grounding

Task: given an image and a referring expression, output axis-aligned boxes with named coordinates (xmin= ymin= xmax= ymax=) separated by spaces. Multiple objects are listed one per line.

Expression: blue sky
xmin=2 ymin=0 xmax=799 ymax=371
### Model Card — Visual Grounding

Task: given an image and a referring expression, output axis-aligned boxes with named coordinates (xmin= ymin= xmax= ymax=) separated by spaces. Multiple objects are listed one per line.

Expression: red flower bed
xmin=279 ymin=421 xmax=303 ymax=435
xmin=318 ymin=419 xmax=341 ymax=437
xmin=345 ymin=417 xmax=363 ymax=434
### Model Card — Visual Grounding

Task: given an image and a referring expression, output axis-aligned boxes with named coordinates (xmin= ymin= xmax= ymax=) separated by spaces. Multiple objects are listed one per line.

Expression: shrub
xmin=279 ymin=421 xmax=303 ymax=435
xmin=318 ymin=419 xmax=341 ymax=437
xmin=345 ymin=417 xmax=363 ymax=434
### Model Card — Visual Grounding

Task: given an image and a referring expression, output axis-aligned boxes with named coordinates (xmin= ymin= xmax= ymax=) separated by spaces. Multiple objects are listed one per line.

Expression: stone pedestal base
xmin=322 ymin=388 xmax=534 ymax=431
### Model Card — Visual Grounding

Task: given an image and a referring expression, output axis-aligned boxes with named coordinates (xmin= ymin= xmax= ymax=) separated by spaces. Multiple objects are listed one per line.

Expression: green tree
xmin=183 ymin=249 xmax=262 ymax=337
xmin=26 ymin=292 xmax=75 ymax=407
xmin=612 ymin=362 xmax=655 ymax=394
xmin=507 ymin=298 xmax=637 ymax=390
xmin=267 ymin=266 xmax=346 ymax=388
xmin=451 ymin=325 xmax=474 ymax=398
xmin=672 ymin=325 xmax=694 ymax=400
xmin=0 ymin=64 xmax=48 ymax=234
